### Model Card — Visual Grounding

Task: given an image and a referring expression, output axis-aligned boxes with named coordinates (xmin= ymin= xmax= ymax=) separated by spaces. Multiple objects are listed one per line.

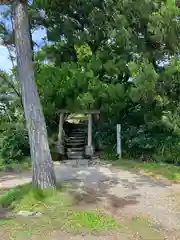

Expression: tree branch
xmin=0 ymin=71 xmax=21 ymax=98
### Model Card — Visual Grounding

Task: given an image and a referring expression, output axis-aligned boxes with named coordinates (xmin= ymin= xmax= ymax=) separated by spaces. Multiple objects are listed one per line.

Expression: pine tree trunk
xmin=12 ymin=0 xmax=56 ymax=188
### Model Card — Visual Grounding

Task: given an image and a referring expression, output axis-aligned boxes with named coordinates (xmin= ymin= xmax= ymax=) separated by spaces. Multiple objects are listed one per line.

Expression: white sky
xmin=0 ymin=4 xmax=47 ymax=72
xmin=0 ymin=28 xmax=47 ymax=72
xmin=0 ymin=46 xmax=12 ymax=71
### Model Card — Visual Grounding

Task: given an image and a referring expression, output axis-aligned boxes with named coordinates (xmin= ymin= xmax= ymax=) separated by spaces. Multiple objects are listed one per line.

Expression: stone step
xmin=71 ymin=126 xmax=86 ymax=130
xmin=68 ymin=136 xmax=85 ymax=140
xmin=70 ymin=130 xmax=86 ymax=133
xmin=71 ymin=124 xmax=86 ymax=128
xmin=65 ymin=139 xmax=85 ymax=144
xmin=64 ymin=125 xmax=87 ymax=160
xmin=65 ymin=142 xmax=85 ymax=147
xmin=71 ymin=128 xmax=86 ymax=131
xmin=67 ymin=136 xmax=85 ymax=140
xmin=66 ymin=148 xmax=84 ymax=153
xmin=62 ymin=159 xmax=89 ymax=167
xmin=69 ymin=135 xmax=86 ymax=139
xmin=67 ymin=151 xmax=84 ymax=157
xmin=70 ymin=133 xmax=86 ymax=137
xmin=67 ymin=149 xmax=84 ymax=153
xmin=67 ymin=154 xmax=84 ymax=159
xmin=71 ymin=130 xmax=86 ymax=133
xmin=68 ymin=155 xmax=84 ymax=160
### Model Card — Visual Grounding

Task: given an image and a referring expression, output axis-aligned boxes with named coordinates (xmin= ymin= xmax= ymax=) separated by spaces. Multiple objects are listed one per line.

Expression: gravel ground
xmin=54 ymin=161 xmax=180 ymax=232
xmin=0 ymin=160 xmax=180 ymax=238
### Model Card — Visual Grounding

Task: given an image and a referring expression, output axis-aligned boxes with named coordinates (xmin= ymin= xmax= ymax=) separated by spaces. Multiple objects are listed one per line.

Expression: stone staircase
xmin=64 ymin=123 xmax=87 ymax=160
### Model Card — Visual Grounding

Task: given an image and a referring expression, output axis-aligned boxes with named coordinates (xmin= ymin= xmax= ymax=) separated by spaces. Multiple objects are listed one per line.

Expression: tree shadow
xmin=0 ymin=206 xmax=12 ymax=220
xmin=71 ymin=186 xmax=140 ymax=213
xmin=54 ymin=162 xmax=176 ymax=216
xmin=0 ymin=163 xmax=172 ymax=221
xmin=54 ymin=165 xmax=140 ymax=212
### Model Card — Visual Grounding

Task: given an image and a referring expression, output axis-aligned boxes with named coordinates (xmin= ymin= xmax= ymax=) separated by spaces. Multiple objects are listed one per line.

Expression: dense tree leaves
xmin=1 ymin=0 xmax=180 ymax=163
xmin=39 ymin=0 xmax=180 ymax=162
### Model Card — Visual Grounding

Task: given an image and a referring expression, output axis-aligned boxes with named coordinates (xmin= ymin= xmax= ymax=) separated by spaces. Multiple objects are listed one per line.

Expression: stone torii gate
xmin=57 ymin=109 xmax=100 ymax=158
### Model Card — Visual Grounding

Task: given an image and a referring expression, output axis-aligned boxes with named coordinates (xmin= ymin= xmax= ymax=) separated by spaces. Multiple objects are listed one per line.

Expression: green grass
xmin=65 ymin=210 xmax=119 ymax=232
xmin=102 ymin=151 xmax=180 ymax=182
xmin=0 ymin=183 xmax=168 ymax=239
xmin=0 ymin=183 xmax=119 ymax=238
xmin=0 ymin=183 xmax=33 ymax=208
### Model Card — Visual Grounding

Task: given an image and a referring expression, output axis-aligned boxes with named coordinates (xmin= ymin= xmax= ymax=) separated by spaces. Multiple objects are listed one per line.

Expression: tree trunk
xmin=12 ymin=0 xmax=56 ymax=188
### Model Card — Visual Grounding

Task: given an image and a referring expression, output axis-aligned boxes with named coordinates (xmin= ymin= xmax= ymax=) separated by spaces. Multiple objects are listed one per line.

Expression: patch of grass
xmin=0 ymin=183 xmax=119 ymax=238
xmin=0 ymin=219 xmax=13 ymax=225
xmin=0 ymin=183 xmax=66 ymax=211
xmin=0 ymin=183 xmax=32 ymax=208
xmin=122 ymin=160 xmax=180 ymax=181
xmin=102 ymin=151 xmax=180 ymax=182
xmin=65 ymin=210 xmax=119 ymax=232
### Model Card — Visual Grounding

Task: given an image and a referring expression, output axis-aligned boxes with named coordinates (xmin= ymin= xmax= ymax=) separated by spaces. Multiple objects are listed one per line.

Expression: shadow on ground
xmin=54 ymin=164 xmax=141 ymax=213
xmin=0 ymin=162 xmax=177 ymax=229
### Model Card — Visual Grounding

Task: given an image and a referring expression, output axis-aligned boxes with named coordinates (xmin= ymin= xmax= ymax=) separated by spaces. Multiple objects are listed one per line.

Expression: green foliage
xmin=0 ymin=124 xmax=29 ymax=164
xmin=122 ymin=123 xmax=180 ymax=164
xmin=67 ymin=210 xmax=119 ymax=232
xmin=0 ymin=183 xmax=32 ymax=207
xmin=154 ymin=136 xmax=180 ymax=165
xmin=128 ymin=59 xmax=158 ymax=103
xmin=2 ymin=0 xmax=180 ymax=167
xmin=0 ymin=70 xmax=29 ymax=166
xmin=75 ymin=44 xmax=92 ymax=62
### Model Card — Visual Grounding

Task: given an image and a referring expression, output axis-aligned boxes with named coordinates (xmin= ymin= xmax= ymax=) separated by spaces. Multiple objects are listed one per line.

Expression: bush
xmin=98 ymin=121 xmax=180 ymax=165
xmin=153 ymin=136 xmax=180 ymax=165
xmin=122 ymin=124 xmax=180 ymax=164
xmin=0 ymin=124 xmax=30 ymax=165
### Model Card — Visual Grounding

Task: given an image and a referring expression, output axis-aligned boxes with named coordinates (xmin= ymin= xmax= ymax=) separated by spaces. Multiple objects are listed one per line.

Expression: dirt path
xmin=54 ymin=163 xmax=180 ymax=232
xmin=0 ymin=162 xmax=180 ymax=239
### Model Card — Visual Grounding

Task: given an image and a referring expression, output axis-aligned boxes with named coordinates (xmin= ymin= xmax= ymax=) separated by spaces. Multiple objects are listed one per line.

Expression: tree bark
xmin=12 ymin=0 xmax=56 ymax=188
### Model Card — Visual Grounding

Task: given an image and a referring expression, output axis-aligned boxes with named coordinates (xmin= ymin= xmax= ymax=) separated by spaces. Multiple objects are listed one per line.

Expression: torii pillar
xmin=57 ymin=112 xmax=64 ymax=154
xmin=85 ymin=113 xmax=94 ymax=157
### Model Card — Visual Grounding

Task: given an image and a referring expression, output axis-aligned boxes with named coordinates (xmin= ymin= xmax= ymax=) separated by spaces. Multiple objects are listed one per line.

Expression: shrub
xmin=0 ymin=124 xmax=30 ymax=165
xmin=153 ymin=136 xmax=180 ymax=165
